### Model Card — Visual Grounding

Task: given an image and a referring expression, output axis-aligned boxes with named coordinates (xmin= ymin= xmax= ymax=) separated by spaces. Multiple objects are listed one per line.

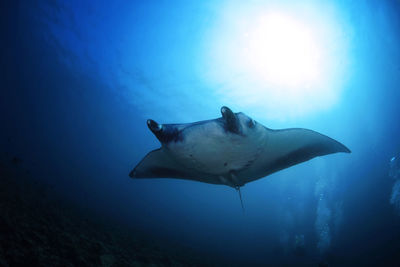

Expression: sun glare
xmin=243 ymin=13 xmax=321 ymax=87
xmin=203 ymin=3 xmax=348 ymax=120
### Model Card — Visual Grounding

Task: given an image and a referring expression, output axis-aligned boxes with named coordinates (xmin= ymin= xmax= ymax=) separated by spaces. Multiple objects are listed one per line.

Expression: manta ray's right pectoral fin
xmin=221 ymin=106 xmax=240 ymax=134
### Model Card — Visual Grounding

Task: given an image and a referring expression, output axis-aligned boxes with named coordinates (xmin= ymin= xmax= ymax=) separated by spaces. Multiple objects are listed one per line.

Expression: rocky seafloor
xmin=0 ymin=160 xmax=216 ymax=267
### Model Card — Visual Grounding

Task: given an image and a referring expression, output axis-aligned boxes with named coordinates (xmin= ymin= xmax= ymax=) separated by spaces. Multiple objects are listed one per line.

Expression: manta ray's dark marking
xmin=129 ymin=106 xmax=351 ymax=208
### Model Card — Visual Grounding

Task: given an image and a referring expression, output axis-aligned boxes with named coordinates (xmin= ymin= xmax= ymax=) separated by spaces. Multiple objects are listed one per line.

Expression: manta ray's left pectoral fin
xmin=130 ymin=148 xmax=191 ymax=179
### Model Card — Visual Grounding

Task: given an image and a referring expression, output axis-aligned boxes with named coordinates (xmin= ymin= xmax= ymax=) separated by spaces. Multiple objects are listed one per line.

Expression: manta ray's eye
xmin=248 ymin=119 xmax=256 ymax=128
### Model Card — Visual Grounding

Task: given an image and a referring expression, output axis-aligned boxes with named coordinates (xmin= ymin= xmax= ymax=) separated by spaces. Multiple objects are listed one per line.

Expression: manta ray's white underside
xmin=130 ymin=106 xmax=350 ymax=188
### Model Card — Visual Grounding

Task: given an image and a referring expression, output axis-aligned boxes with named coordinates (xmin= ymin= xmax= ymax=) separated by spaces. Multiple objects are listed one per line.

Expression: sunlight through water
xmin=202 ymin=2 xmax=349 ymax=120
xmin=243 ymin=12 xmax=322 ymax=88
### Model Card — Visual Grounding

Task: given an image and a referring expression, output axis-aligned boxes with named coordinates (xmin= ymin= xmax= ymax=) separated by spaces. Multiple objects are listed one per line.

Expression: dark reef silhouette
xmin=0 ymin=159 xmax=214 ymax=267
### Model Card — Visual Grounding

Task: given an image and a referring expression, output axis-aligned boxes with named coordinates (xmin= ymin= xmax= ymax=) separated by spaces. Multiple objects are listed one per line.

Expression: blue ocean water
xmin=2 ymin=0 xmax=400 ymax=266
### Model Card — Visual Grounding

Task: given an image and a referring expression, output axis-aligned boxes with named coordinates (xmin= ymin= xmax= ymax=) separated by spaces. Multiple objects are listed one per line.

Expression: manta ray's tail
xmin=236 ymin=186 xmax=245 ymax=213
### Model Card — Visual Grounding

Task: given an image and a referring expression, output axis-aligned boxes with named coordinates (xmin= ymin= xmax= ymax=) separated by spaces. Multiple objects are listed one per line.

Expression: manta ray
xmin=129 ymin=106 xmax=350 ymax=208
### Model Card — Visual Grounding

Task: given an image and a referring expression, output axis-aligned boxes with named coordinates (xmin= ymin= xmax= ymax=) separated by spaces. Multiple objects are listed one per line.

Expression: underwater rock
xmin=0 ymin=164 xmax=213 ymax=266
